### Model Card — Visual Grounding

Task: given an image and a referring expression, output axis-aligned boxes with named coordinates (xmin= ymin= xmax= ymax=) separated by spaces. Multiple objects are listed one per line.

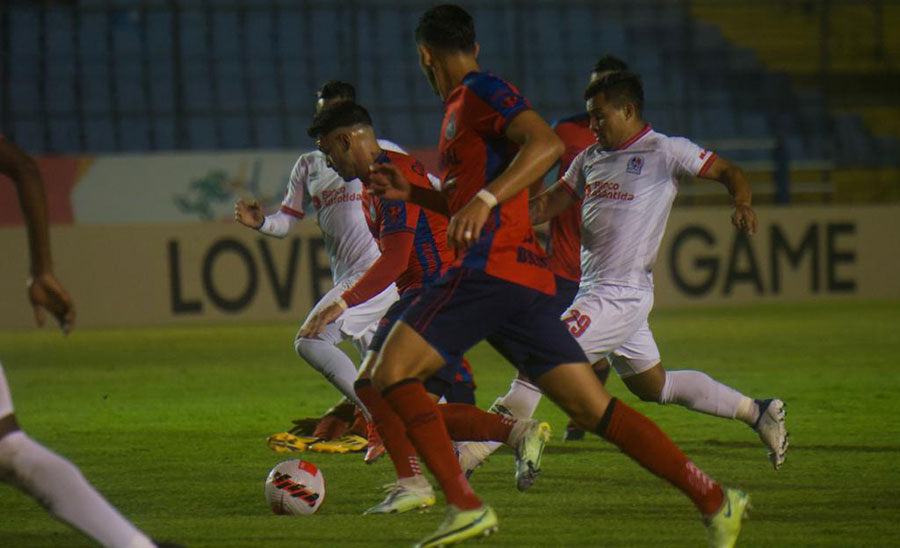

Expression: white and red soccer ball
xmin=265 ymin=459 xmax=325 ymax=515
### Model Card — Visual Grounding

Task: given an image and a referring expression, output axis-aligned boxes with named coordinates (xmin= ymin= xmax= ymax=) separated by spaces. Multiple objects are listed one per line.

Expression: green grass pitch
xmin=1 ymin=299 xmax=898 ymax=547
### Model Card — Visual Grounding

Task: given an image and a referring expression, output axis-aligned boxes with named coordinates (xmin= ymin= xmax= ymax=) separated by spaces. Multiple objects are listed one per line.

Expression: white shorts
xmin=0 ymin=363 xmax=14 ymax=419
xmin=562 ymin=284 xmax=661 ymax=378
xmin=298 ymin=275 xmax=399 ymax=354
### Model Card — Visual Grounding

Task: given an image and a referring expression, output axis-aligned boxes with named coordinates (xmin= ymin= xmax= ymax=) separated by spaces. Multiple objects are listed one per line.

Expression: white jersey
xmin=562 ymin=126 xmax=716 ymax=290
xmin=280 ymin=139 xmax=407 ymax=285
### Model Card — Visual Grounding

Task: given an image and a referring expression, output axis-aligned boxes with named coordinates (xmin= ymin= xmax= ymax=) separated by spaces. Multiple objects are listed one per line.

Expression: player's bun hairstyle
xmin=592 ymin=55 xmax=629 ymax=75
xmin=415 ymin=4 xmax=476 ymax=53
xmin=307 ymin=101 xmax=373 ymax=138
xmin=317 ymin=80 xmax=356 ymax=102
xmin=583 ymin=71 xmax=644 ymax=117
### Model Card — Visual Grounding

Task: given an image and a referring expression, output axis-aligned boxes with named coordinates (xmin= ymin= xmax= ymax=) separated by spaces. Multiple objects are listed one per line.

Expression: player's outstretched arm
xmin=368 ymin=163 xmax=449 ymax=216
xmin=698 ymin=156 xmax=757 ymax=234
xmin=235 ymin=199 xmax=298 ymax=238
xmin=529 ymin=181 xmax=576 ymax=225
xmin=0 ymin=139 xmax=76 ymax=333
xmin=299 ymin=229 xmax=414 ymax=339
xmin=234 ymin=198 xmax=264 ymax=228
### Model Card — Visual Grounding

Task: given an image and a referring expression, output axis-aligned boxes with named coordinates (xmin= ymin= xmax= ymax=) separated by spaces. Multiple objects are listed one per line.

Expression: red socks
xmin=596 ymin=398 xmax=724 ymax=516
xmin=354 ymin=379 xmax=421 ymax=479
xmin=382 ymin=379 xmax=482 ymax=510
xmin=439 ymin=403 xmax=515 ymax=443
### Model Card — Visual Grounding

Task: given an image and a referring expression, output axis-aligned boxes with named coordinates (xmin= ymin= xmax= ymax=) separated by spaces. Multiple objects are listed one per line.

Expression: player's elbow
xmin=0 ymin=152 xmax=39 ymax=182
xmin=725 ymin=162 xmax=746 ymax=182
xmin=544 ymin=132 xmax=564 ymax=162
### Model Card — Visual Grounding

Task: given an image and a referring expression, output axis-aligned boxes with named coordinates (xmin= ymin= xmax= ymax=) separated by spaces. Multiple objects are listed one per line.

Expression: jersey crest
xmin=626 ymin=155 xmax=644 ymax=175
xmin=444 ymin=111 xmax=457 ymax=140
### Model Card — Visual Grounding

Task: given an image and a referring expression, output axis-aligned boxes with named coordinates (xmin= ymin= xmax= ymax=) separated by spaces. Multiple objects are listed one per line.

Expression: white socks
xmin=294 ymin=337 xmax=369 ymax=419
xmin=659 ymin=370 xmax=758 ymax=425
xmin=456 ymin=378 xmax=542 ymax=472
xmin=493 ymin=378 xmax=543 ymax=417
xmin=0 ymin=431 xmax=155 ymax=548
xmin=397 ymin=473 xmax=432 ymax=493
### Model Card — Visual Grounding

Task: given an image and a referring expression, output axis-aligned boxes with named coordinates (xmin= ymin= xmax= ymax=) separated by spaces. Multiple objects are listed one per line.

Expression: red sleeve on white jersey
xmin=281 ymin=153 xmax=315 ymax=219
xmin=560 ymin=147 xmax=588 ymax=198
xmin=664 ymin=136 xmax=717 ymax=178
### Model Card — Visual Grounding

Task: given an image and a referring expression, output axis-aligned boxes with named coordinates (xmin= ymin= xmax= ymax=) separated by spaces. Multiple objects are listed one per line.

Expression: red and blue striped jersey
xmin=438 ymin=71 xmax=555 ymax=295
xmin=362 ymin=149 xmax=454 ymax=295
xmin=548 ymin=112 xmax=595 ymax=282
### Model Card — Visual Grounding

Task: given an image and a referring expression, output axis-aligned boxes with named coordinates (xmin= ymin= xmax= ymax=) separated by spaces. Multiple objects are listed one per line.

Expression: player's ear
xmin=417 ymin=44 xmax=433 ymax=67
xmin=473 ymin=41 xmax=480 ymax=58
xmin=338 ymin=133 xmax=351 ymax=152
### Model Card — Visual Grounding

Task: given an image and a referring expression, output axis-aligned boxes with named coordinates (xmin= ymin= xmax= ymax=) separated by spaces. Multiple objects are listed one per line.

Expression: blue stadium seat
xmin=379 ymin=66 xmax=412 ymax=109
xmin=874 ymin=136 xmax=900 ymax=166
xmin=785 ymin=135 xmax=807 ymax=161
xmin=833 ymin=114 xmax=874 ymax=164
xmin=286 ymin=115 xmax=312 ymax=148
xmin=255 ymin=117 xmax=285 ymax=150
xmin=49 ymin=117 xmax=81 ymax=152
xmin=737 ymin=112 xmax=770 ymax=138
xmin=183 ymin=75 xmax=213 ymax=111
xmin=119 ymin=116 xmax=150 ymax=151
xmin=85 ymin=116 xmax=117 ymax=152
xmin=188 ymin=116 xmax=217 ymax=150
xmin=216 ymin=61 xmax=246 ymax=111
xmin=222 ymin=116 xmax=249 ymax=149
xmin=152 ymin=116 xmax=176 ymax=150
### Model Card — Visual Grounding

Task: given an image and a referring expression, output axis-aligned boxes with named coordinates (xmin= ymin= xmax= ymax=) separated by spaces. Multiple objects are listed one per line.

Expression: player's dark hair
xmin=415 ymin=4 xmax=476 ymax=53
xmin=592 ymin=55 xmax=629 ymax=75
xmin=307 ymin=101 xmax=372 ymax=138
xmin=583 ymin=71 xmax=644 ymax=117
xmin=317 ymin=80 xmax=356 ymax=102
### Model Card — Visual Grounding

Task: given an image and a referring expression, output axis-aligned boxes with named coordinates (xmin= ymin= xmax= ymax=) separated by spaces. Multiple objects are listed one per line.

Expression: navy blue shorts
xmin=551 ymin=275 xmax=580 ymax=315
xmin=368 ymin=289 xmax=473 ymax=402
xmin=400 ymin=267 xmax=588 ymax=381
xmin=424 ymin=376 xmax=475 ymax=404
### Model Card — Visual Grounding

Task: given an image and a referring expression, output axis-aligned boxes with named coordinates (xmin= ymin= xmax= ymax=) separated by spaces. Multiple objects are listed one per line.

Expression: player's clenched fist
xmin=447 ymin=197 xmax=490 ymax=250
xmin=234 ymin=199 xmax=263 ymax=228
xmin=299 ymin=301 xmax=345 ymax=339
xmin=367 ymin=163 xmax=412 ymax=201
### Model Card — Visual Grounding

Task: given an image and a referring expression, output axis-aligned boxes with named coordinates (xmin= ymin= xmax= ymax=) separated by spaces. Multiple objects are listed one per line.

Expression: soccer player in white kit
xmin=0 ymin=136 xmax=177 ymax=547
xmin=235 ymin=81 xmax=414 ymax=450
xmin=530 ymin=71 xmax=789 ymax=470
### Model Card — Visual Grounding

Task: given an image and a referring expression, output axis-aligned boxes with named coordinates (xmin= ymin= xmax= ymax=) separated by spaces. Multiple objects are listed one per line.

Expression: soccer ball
xmin=264 ymin=459 xmax=326 ymax=515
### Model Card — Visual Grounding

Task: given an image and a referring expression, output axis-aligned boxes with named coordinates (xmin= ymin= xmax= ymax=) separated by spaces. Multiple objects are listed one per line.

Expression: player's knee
xmin=0 ymin=413 xmax=20 ymax=440
xmin=573 ymin=413 xmax=600 ymax=432
xmin=0 ymin=432 xmax=73 ymax=485
xmin=626 ymin=383 xmax=662 ymax=403
xmin=623 ymin=362 xmax=666 ymax=403
xmin=369 ymin=358 xmax=399 ymax=392
xmin=293 ymin=337 xmax=324 ymax=362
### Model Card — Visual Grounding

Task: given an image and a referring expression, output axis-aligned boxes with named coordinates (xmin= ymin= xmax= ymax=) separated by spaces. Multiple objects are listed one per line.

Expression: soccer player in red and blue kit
xmin=366 ymin=5 xmax=749 ymax=548
xmin=454 ymin=55 xmax=632 ymax=474
xmin=305 ymin=101 xmax=545 ymax=516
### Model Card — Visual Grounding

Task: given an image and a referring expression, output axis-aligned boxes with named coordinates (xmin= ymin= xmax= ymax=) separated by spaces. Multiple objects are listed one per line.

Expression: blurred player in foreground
xmin=0 ymin=136 xmax=177 ymax=548
xmin=307 ymin=101 xmax=545 ymax=514
xmin=530 ymin=71 xmax=788 ymax=470
xmin=235 ymin=81 xmax=403 ymax=453
xmin=365 ymin=5 xmax=750 ymax=547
